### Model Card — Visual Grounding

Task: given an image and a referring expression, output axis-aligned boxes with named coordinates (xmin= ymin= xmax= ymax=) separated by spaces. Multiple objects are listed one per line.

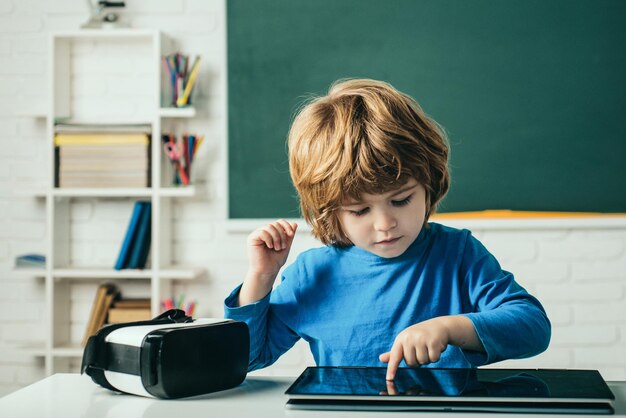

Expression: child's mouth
xmin=375 ymin=237 xmax=401 ymax=245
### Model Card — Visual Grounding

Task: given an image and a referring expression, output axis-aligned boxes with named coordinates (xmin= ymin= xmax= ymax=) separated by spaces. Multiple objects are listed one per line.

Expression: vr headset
xmin=81 ymin=309 xmax=249 ymax=399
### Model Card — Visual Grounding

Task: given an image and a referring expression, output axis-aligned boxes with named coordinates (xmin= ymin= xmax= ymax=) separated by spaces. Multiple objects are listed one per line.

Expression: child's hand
xmin=379 ymin=315 xmax=483 ymax=381
xmin=247 ymin=219 xmax=298 ymax=284
xmin=379 ymin=317 xmax=450 ymax=381
xmin=238 ymin=220 xmax=298 ymax=307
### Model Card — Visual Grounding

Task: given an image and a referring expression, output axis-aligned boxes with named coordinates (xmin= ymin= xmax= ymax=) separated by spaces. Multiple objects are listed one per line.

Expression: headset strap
xmin=81 ymin=309 xmax=192 ymax=389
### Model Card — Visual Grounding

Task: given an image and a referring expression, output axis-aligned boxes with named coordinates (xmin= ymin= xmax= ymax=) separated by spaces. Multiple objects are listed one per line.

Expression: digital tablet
xmin=285 ymin=367 xmax=615 ymax=414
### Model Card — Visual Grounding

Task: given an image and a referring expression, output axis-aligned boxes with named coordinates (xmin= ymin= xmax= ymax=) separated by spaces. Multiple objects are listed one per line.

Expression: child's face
xmin=337 ymin=178 xmax=427 ymax=258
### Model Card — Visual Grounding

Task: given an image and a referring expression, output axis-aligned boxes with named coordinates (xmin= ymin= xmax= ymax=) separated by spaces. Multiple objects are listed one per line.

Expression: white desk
xmin=1 ymin=374 xmax=625 ymax=418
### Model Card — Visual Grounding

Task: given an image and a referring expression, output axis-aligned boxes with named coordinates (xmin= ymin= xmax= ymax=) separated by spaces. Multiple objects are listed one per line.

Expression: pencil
xmin=176 ymin=56 xmax=202 ymax=106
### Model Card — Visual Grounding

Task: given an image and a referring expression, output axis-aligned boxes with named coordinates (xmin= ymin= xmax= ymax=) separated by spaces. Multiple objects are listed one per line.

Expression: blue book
xmin=114 ymin=202 xmax=145 ymax=270
xmin=127 ymin=202 xmax=152 ymax=269
xmin=15 ymin=253 xmax=46 ymax=268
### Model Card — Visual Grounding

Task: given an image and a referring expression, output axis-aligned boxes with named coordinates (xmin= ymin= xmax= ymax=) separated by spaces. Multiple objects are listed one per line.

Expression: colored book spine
xmin=114 ymin=202 xmax=144 ymax=270
xmin=127 ymin=202 xmax=152 ymax=269
xmin=54 ymin=133 xmax=149 ymax=145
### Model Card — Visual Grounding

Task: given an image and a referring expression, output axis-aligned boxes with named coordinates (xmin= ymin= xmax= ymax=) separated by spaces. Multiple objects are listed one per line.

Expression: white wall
xmin=1 ymin=0 xmax=625 ymax=397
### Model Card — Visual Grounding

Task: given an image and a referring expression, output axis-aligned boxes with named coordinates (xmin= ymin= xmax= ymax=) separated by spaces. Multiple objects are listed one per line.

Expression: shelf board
xmin=52 ymin=188 xmax=153 ymax=197
xmin=4 ymin=343 xmax=47 ymax=357
xmin=12 ymin=267 xmax=46 ymax=277
xmin=159 ymin=107 xmax=196 ymax=118
xmin=15 ymin=111 xmax=47 ymax=119
xmin=53 ymin=29 xmax=158 ymax=40
xmin=53 ymin=268 xmax=152 ymax=279
xmin=52 ymin=266 xmax=204 ymax=280
xmin=49 ymin=187 xmax=198 ymax=198
xmin=159 ymin=266 xmax=205 ymax=280
xmin=15 ymin=101 xmax=47 ymax=118
xmin=13 ymin=188 xmax=48 ymax=197
xmin=52 ymin=343 xmax=83 ymax=357
xmin=159 ymin=185 xmax=196 ymax=197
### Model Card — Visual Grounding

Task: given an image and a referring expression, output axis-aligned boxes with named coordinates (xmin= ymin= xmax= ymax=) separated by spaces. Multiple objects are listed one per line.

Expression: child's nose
xmin=374 ymin=211 xmax=397 ymax=231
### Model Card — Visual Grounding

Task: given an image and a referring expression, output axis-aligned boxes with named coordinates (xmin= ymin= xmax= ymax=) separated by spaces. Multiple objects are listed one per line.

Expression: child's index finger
xmin=385 ymin=343 xmax=403 ymax=381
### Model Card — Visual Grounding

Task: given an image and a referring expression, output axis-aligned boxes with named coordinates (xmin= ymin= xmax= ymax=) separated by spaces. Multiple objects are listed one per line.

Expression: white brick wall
xmin=483 ymin=227 xmax=626 ymax=381
xmin=0 ymin=0 xmax=227 ymax=396
xmin=1 ymin=0 xmax=625 ymax=397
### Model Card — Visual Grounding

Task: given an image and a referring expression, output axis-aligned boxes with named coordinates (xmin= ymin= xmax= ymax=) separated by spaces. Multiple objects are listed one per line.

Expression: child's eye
xmin=350 ymin=207 xmax=370 ymax=217
xmin=392 ymin=195 xmax=412 ymax=207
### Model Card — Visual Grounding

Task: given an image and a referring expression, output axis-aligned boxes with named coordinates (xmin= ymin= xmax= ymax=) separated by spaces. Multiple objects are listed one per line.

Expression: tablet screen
xmin=286 ymin=367 xmax=614 ymax=400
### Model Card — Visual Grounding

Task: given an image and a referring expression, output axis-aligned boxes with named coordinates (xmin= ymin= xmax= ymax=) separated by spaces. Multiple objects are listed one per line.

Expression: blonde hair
xmin=288 ymin=79 xmax=450 ymax=246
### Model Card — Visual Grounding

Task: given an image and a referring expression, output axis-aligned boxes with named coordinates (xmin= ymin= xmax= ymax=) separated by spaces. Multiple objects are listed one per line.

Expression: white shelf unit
xmin=30 ymin=29 xmax=206 ymax=375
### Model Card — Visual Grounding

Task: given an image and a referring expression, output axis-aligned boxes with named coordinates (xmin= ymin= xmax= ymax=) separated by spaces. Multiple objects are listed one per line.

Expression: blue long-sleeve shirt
xmin=224 ymin=222 xmax=551 ymax=371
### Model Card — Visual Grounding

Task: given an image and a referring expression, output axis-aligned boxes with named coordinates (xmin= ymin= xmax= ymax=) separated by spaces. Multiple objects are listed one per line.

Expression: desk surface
xmin=1 ymin=374 xmax=625 ymax=418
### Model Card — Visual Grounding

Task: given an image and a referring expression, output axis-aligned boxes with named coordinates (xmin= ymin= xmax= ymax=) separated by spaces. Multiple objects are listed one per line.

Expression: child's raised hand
xmin=247 ymin=219 xmax=298 ymax=283
xmin=379 ymin=317 xmax=450 ymax=381
xmin=238 ymin=220 xmax=298 ymax=306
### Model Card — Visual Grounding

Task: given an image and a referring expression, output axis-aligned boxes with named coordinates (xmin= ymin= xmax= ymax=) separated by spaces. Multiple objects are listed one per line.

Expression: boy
xmin=224 ymin=79 xmax=550 ymax=380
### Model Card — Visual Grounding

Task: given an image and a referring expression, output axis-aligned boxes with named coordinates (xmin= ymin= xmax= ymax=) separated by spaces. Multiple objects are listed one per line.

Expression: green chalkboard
xmin=227 ymin=0 xmax=626 ymax=218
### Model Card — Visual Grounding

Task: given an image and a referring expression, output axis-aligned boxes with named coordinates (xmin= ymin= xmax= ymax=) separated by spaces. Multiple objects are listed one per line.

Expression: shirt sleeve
xmin=223 ymin=263 xmax=302 ymax=372
xmin=460 ymin=233 xmax=552 ymax=366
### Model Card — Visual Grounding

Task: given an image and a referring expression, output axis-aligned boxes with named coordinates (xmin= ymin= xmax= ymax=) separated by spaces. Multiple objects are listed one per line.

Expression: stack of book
xmin=54 ymin=123 xmax=151 ymax=188
xmin=108 ymin=298 xmax=152 ymax=324
xmin=114 ymin=201 xmax=152 ymax=270
xmin=82 ymin=283 xmax=120 ymax=346
xmin=14 ymin=253 xmax=45 ymax=269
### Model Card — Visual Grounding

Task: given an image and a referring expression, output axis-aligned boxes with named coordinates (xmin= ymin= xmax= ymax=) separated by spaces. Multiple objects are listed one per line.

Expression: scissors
xmin=163 ymin=137 xmax=189 ymax=185
xmin=163 ymin=141 xmax=182 ymax=162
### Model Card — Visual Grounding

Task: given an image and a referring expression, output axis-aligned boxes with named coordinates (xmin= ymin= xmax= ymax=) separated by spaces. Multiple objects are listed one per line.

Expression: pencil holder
xmin=162 ymin=53 xmax=202 ymax=108
xmin=161 ymin=133 xmax=204 ymax=186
